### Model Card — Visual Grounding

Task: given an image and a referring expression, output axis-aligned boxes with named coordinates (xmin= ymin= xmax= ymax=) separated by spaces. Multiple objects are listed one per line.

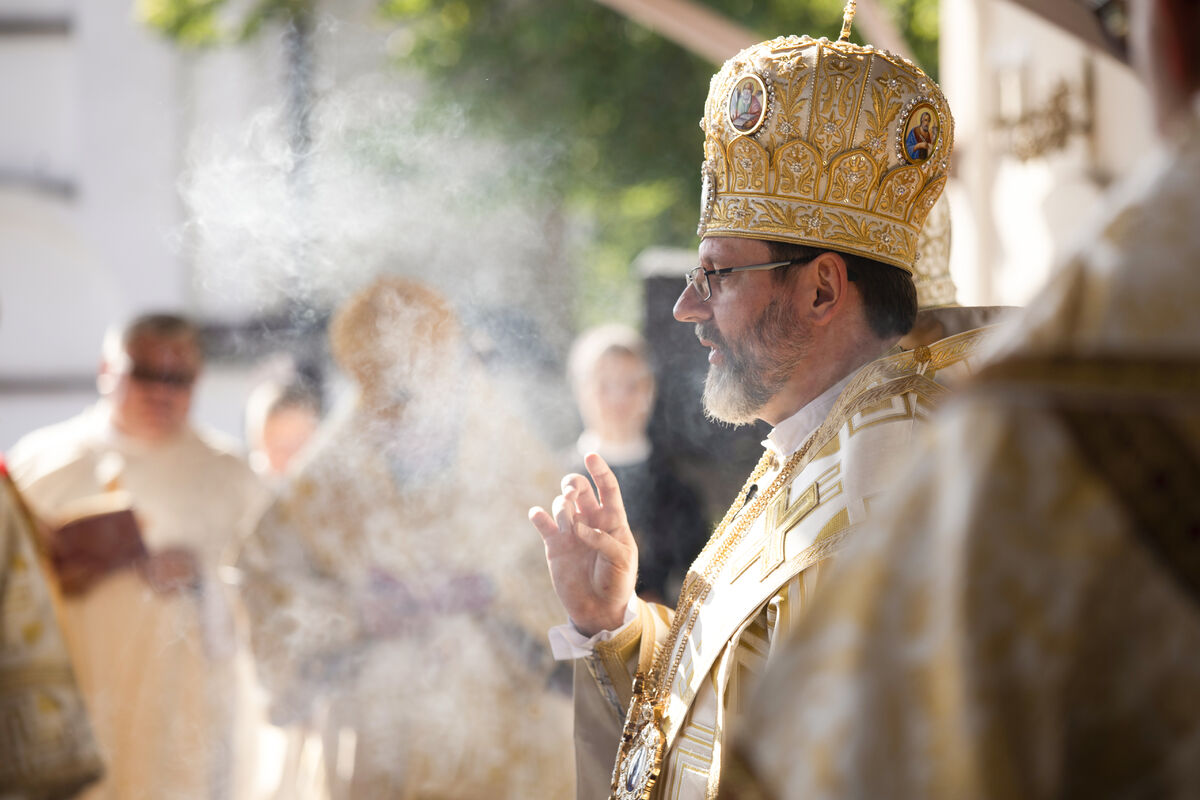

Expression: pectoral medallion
xmin=611 ymin=675 xmax=665 ymax=800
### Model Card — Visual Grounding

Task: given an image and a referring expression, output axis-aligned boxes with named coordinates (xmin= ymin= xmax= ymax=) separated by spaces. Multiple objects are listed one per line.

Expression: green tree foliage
xmin=139 ymin=0 xmax=938 ymax=325
xmin=375 ymin=0 xmax=937 ymax=323
xmin=135 ymin=0 xmax=314 ymax=45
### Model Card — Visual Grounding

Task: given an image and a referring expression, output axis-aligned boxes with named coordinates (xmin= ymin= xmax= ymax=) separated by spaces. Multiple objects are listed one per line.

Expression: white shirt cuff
xmin=547 ymin=596 xmax=639 ymax=660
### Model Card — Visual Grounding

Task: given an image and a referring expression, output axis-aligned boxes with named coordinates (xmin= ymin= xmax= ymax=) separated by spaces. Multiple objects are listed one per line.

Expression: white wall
xmin=940 ymin=0 xmax=1153 ymax=309
xmin=0 ymin=0 xmax=574 ymax=452
xmin=0 ymin=1 xmax=388 ymax=449
xmin=0 ymin=0 xmax=165 ymax=447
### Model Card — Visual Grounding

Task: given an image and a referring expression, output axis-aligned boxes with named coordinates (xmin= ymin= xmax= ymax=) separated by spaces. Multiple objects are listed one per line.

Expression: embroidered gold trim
xmin=595 ymin=610 xmax=649 ymax=711
xmin=650 ymin=444 xmax=811 ymax=706
xmin=760 ymin=482 xmax=818 ymax=578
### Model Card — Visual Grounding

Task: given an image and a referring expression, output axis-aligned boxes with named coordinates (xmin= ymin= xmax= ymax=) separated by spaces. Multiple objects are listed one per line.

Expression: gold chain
xmin=647 ymin=435 xmax=815 ymax=705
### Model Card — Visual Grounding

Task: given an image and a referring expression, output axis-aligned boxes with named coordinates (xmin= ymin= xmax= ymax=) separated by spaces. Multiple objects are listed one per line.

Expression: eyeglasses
xmin=1080 ymin=0 xmax=1129 ymax=59
xmin=684 ymin=260 xmax=798 ymax=302
xmin=128 ymin=365 xmax=197 ymax=388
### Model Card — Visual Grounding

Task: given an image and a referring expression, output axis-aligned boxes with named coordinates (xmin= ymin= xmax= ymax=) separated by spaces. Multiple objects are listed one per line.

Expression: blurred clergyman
xmin=566 ymin=323 xmax=707 ymax=606
xmin=528 ymin=10 xmax=1000 ymax=798
xmin=236 ymin=278 xmax=574 ymax=799
xmin=8 ymin=313 xmax=269 ymax=800
xmin=724 ymin=1 xmax=1200 ymax=797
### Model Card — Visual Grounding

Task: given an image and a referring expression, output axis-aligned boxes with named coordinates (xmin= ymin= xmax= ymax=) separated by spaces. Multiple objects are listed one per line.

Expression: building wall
xmin=0 ymin=0 xmax=575 ymax=451
xmin=941 ymin=0 xmax=1152 ymax=309
xmin=0 ymin=0 xmax=186 ymax=446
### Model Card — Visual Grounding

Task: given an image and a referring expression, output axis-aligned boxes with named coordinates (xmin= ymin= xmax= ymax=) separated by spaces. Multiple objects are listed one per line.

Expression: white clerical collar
xmin=763 ymin=370 xmax=857 ymax=458
xmin=576 ymin=432 xmax=652 ymax=467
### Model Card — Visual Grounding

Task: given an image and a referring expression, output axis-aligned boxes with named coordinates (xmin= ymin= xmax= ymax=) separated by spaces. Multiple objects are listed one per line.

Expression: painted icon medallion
xmin=898 ymin=100 xmax=939 ymax=164
xmin=728 ymin=74 xmax=768 ymax=136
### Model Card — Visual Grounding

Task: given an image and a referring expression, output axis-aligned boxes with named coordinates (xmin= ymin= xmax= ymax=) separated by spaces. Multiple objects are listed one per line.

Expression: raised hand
xmin=529 ymin=453 xmax=638 ymax=636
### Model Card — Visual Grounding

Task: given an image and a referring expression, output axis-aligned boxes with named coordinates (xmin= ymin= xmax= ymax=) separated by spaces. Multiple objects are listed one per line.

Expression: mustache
xmin=696 ymin=323 xmax=725 ymax=349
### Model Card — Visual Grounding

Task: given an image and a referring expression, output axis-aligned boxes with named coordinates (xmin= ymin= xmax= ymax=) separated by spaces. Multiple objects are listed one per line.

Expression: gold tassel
xmin=839 ymin=0 xmax=857 ymax=42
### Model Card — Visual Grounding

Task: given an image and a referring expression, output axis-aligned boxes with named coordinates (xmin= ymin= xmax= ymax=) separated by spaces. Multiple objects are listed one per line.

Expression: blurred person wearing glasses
xmin=7 ymin=313 xmax=269 ymax=800
xmin=720 ymin=1 xmax=1200 ymax=798
xmin=527 ymin=8 xmax=1005 ymax=798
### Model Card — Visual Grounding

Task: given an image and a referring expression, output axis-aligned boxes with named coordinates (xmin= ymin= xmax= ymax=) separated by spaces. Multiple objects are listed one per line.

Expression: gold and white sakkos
xmin=698 ymin=34 xmax=954 ymax=272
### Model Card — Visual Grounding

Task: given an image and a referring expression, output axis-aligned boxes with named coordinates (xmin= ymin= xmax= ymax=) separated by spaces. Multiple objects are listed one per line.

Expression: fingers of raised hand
xmin=553 ymin=490 xmax=580 ymax=531
xmin=528 ymin=506 xmax=559 ymax=541
xmin=573 ymin=522 xmax=633 ymax=568
xmin=583 ymin=453 xmax=631 ymax=532
xmin=584 ymin=453 xmax=625 ymax=509
xmin=561 ymin=473 xmax=601 ymax=516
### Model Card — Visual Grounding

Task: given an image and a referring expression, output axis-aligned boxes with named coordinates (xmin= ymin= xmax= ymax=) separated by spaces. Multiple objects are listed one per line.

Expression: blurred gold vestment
xmin=0 ymin=468 xmax=103 ymax=798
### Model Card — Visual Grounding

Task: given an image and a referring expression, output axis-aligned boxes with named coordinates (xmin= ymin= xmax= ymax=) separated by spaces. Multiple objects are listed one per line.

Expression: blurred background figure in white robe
xmin=7 ymin=313 xmax=270 ymax=800
xmin=236 ymin=277 xmax=574 ymax=800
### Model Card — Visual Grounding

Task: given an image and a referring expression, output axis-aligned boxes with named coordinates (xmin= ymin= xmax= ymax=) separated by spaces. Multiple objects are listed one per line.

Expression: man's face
xmin=104 ymin=334 xmax=200 ymax=441
xmin=674 ymin=237 xmax=812 ymax=426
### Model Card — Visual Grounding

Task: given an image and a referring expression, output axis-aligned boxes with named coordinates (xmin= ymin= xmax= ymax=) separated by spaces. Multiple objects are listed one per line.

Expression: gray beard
xmin=699 ymin=295 xmax=811 ymax=426
xmin=702 ymin=357 xmax=771 ymax=426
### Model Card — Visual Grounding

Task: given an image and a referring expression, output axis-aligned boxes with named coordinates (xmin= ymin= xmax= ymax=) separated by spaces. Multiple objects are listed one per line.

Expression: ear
xmin=802 ymin=251 xmax=850 ymax=326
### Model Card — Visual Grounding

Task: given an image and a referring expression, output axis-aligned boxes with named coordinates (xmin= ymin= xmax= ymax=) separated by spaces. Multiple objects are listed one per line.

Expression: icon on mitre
xmin=728 ymin=74 xmax=767 ymax=135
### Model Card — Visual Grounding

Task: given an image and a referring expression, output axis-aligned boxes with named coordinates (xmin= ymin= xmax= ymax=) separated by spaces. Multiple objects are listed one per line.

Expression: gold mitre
xmin=330 ymin=276 xmax=462 ymax=393
xmin=697 ymin=13 xmax=954 ymax=272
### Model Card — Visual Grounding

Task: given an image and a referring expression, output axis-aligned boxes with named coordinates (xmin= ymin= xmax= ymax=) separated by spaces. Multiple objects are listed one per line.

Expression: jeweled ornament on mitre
xmin=697 ymin=12 xmax=954 ymax=273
